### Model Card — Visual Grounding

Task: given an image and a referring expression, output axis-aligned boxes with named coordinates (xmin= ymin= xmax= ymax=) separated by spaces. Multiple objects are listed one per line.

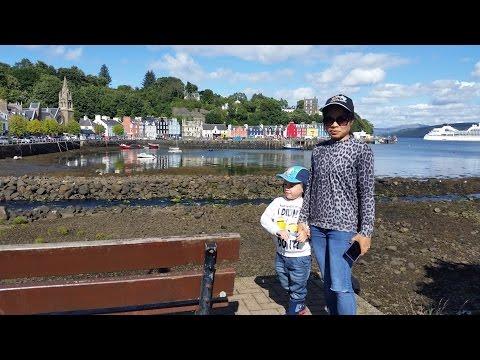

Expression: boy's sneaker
xmin=287 ymin=300 xmax=307 ymax=315
xmin=297 ymin=306 xmax=310 ymax=315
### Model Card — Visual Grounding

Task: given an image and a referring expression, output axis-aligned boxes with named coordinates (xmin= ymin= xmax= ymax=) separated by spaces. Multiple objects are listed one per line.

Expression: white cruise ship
xmin=423 ymin=123 xmax=480 ymax=141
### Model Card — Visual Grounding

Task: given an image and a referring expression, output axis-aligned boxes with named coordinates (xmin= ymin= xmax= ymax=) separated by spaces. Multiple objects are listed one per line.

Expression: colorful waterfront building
xmin=285 ymin=122 xmax=298 ymax=138
xmin=229 ymin=125 xmax=248 ymax=139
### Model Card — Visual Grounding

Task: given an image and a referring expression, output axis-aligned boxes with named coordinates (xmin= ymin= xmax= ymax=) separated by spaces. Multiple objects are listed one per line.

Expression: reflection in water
xmin=62 ymin=139 xmax=480 ymax=178
xmin=64 ymin=149 xmax=307 ymax=175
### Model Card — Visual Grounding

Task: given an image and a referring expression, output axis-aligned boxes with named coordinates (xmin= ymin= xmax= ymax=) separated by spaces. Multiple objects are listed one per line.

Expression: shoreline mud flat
xmin=1 ymin=197 xmax=479 ymax=315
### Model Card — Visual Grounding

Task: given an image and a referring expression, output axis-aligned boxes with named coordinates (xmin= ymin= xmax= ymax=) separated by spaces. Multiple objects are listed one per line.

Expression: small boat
xmin=168 ymin=146 xmax=182 ymax=153
xmin=137 ymin=152 xmax=156 ymax=159
xmin=148 ymin=143 xmax=159 ymax=149
xmin=283 ymin=142 xmax=303 ymax=150
xmin=119 ymin=144 xmax=131 ymax=149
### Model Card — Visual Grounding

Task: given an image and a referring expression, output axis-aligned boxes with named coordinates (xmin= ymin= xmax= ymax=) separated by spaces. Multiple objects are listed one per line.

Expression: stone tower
xmin=59 ymin=77 xmax=74 ymax=124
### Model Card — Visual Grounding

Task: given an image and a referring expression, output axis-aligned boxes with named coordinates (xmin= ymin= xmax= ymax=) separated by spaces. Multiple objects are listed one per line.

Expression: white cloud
xmin=359 ymin=100 xmax=480 ymax=128
xmin=65 ymin=47 xmax=83 ymax=60
xmin=147 ymin=45 xmax=314 ymax=64
xmin=17 ymin=45 xmax=83 ymax=61
xmin=342 ymin=67 xmax=385 ymax=86
xmin=243 ymin=88 xmax=262 ymax=99
xmin=149 ymin=52 xmax=205 ymax=82
xmin=369 ymin=83 xmax=425 ymax=99
xmin=149 ymin=52 xmax=294 ymax=85
xmin=274 ymin=87 xmax=316 ymax=105
xmin=472 ymin=61 xmax=480 ymax=77
xmin=306 ymin=52 xmax=409 ymax=88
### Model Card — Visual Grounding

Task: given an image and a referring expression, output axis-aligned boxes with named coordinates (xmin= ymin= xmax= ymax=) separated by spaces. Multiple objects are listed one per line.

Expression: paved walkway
xmin=224 ymin=272 xmax=383 ymax=315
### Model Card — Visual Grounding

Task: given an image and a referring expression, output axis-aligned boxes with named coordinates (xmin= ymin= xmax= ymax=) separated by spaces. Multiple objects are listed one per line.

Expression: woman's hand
xmin=351 ymin=234 xmax=371 ymax=255
xmin=296 ymin=223 xmax=310 ymax=243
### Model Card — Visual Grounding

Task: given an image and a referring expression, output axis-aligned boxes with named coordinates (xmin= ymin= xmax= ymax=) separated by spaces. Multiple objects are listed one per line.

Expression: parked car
xmin=0 ymin=136 xmax=9 ymax=145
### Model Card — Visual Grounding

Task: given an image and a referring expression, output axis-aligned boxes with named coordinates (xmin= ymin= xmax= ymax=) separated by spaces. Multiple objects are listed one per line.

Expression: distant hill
xmin=374 ymin=123 xmax=427 ymax=136
xmin=394 ymin=122 xmax=478 ymax=138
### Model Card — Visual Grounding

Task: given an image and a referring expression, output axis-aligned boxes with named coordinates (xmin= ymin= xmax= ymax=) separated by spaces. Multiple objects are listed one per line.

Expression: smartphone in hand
xmin=344 ymin=241 xmax=361 ymax=263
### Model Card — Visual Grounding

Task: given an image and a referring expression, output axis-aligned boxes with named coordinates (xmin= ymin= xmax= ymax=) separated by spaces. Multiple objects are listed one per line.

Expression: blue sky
xmin=2 ymin=45 xmax=480 ymax=128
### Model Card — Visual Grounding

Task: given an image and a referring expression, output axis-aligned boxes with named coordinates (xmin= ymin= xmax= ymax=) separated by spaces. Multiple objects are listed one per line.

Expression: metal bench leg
xmin=196 ymin=242 xmax=217 ymax=315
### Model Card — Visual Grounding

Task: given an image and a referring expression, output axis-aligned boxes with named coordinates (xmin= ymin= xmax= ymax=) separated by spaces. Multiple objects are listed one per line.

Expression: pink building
xmin=122 ymin=116 xmax=140 ymax=139
xmin=230 ymin=125 xmax=247 ymax=138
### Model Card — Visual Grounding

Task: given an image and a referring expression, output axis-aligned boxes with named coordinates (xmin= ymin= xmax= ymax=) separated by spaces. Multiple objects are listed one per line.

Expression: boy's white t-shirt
xmin=260 ymin=196 xmax=311 ymax=257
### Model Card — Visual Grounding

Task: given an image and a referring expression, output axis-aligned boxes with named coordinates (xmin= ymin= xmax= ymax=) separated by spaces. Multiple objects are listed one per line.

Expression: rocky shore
xmin=1 ymin=175 xmax=479 ymax=203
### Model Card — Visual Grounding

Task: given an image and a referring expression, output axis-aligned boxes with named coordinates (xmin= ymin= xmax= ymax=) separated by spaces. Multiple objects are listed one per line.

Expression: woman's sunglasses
xmin=323 ymin=114 xmax=352 ymax=127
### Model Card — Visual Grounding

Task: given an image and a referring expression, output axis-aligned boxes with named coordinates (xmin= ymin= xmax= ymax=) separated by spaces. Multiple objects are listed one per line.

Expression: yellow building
xmin=306 ymin=127 xmax=318 ymax=139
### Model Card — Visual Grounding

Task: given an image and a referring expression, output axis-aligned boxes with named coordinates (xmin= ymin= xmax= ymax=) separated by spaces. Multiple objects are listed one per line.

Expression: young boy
xmin=260 ymin=165 xmax=311 ymax=315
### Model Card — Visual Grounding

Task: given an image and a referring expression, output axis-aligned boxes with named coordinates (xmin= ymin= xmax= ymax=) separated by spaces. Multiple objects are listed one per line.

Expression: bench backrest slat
xmin=0 ymin=233 xmax=240 ymax=280
xmin=0 ymin=269 xmax=235 ymax=315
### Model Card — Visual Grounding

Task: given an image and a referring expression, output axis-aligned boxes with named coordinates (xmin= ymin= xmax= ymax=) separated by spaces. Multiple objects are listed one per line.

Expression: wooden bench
xmin=0 ymin=233 xmax=240 ymax=315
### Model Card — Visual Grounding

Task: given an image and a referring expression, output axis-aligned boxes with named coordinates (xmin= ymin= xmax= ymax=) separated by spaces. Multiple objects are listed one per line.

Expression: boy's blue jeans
xmin=275 ymin=253 xmax=311 ymax=313
xmin=310 ymin=226 xmax=357 ymax=315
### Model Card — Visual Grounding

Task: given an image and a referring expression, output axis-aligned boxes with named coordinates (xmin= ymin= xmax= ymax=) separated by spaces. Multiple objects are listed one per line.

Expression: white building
xmin=93 ymin=115 xmax=120 ymax=138
xmin=202 ymin=124 xmax=228 ymax=138
xmin=141 ymin=117 xmax=158 ymax=140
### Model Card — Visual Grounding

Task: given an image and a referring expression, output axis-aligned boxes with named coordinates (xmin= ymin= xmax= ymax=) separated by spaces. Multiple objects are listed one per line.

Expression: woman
xmin=296 ymin=94 xmax=375 ymax=315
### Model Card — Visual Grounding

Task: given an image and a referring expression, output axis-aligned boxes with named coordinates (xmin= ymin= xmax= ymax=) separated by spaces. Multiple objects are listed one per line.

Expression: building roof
xmin=105 ymin=119 xmax=120 ymax=126
xmin=203 ymin=124 xmax=227 ymax=131
xmin=79 ymin=118 xmax=94 ymax=127
xmin=81 ymin=129 xmax=95 ymax=135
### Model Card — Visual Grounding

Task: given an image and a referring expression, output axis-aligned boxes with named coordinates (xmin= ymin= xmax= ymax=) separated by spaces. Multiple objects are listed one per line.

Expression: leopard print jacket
xmin=298 ymin=137 xmax=375 ymax=237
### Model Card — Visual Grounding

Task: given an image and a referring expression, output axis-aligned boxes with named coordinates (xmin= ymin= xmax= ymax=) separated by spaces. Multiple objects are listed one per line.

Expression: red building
xmin=286 ymin=122 xmax=298 ymax=138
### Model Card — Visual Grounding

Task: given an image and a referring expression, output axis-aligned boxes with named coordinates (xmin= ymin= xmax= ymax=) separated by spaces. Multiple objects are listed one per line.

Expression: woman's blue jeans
xmin=310 ymin=226 xmax=357 ymax=315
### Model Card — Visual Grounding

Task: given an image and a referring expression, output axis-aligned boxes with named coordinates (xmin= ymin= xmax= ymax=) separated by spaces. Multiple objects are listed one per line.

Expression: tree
xmin=14 ymin=58 xmax=33 ymax=68
xmin=199 ymin=89 xmax=215 ymax=104
xmin=8 ymin=115 xmax=28 ymax=137
xmin=185 ymin=81 xmax=198 ymax=95
xmin=142 ymin=71 xmax=156 ymax=89
xmin=112 ymin=123 xmax=125 ymax=136
xmin=30 ymin=74 xmax=62 ymax=107
xmin=99 ymin=64 xmax=111 ymax=85
xmin=352 ymin=113 xmax=374 ymax=134
xmin=42 ymin=118 xmax=60 ymax=135
xmin=26 ymin=119 xmax=43 ymax=135
xmin=66 ymin=120 xmax=81 ymax=135
xmin=230 ymin=92 xmax=247 ymax=102
xmin=205 ymin=109 xmax=225 ymax=124
xmin=57 ymin=66 xmax=86 ymax=87
xmin=296 ymin=100 xmax=305 ymax=110
xmin=94 ymin=124 xmax=105 ymax=136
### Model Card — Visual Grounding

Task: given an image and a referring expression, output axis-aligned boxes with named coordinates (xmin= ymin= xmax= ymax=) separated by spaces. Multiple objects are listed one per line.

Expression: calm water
xmin=59 ymin=138 xmax=480 ymax=178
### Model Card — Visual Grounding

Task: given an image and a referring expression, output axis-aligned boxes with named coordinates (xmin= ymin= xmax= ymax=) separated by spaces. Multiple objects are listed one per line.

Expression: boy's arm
xmin=260 ymin=198 xmax=280 ymax=236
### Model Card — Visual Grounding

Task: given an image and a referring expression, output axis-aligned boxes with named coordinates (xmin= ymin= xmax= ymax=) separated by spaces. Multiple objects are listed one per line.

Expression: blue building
xmin=168 ymin=117 xmax=181 ymax=139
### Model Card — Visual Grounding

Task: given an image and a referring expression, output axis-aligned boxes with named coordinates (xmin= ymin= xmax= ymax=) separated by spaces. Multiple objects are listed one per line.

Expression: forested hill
xmin=0 ymin=58 xmax=373 ymax=133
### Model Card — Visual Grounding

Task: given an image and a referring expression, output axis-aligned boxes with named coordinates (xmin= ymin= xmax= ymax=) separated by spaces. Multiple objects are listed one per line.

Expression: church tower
xmin=59 ymin=77 xmax=74 ymax=124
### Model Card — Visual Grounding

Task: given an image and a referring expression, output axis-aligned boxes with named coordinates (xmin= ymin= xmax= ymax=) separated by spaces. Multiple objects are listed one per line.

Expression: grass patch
xmin=57 ymin=226 xmax=69 ymax=236
xmin=34 ymin=237 xmax=45 ymax=244
xmin=12 ymin=216 xmax=28 ymax=225
xmin=95 ymin=232 xmax=110 ymax=240
xmin=76 ymin=229 xmax=86 ymax=237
